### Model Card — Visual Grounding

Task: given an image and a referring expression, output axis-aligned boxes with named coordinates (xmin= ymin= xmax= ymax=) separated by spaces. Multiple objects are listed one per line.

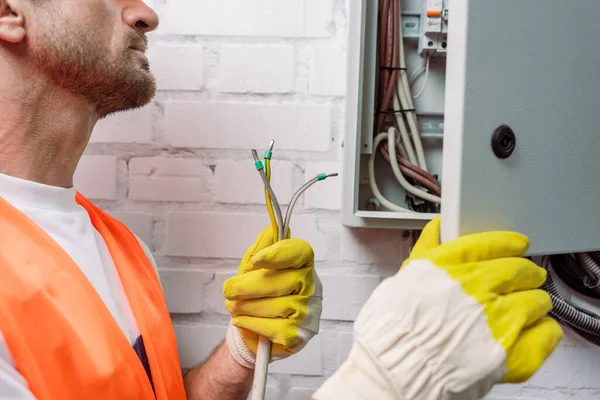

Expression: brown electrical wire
xmin=375 ymin=0 xmax=398 ymax=135
xmin=382 ymin=142 xmax=439 ymax=186
xmin=380 ymin=145 xmax=442 ymax=196
xmin=373 ymin=0 xmax=442 ymax=202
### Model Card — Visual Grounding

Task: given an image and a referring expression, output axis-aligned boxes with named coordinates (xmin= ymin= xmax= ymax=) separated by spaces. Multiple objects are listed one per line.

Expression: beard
xmin=30 ymin=21 xmax=156 ymax=118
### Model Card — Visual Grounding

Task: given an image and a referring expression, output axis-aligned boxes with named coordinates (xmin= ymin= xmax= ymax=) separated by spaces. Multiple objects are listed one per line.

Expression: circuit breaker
xmin=417 ymin=0 xmax=448 ymax=56
xmin=342 ymin=0 xmax=600 ymax=255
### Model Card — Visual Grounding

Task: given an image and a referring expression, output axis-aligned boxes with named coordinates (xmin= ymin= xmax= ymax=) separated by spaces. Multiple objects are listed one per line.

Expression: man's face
xmin=24 ymin=0 xmax=159 ymax=118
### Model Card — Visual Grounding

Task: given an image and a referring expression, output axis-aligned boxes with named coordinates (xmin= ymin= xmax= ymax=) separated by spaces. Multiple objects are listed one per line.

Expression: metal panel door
xmin=441 ymin=0 xmax=600 ymax=255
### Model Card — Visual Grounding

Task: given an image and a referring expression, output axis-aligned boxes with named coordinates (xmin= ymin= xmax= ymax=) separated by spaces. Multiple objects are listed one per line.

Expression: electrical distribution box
xmin=342 ymin=0 xmax=600 ymax=255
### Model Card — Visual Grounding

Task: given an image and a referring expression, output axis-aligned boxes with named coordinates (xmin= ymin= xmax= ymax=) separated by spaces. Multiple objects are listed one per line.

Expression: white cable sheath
xmin=396 ymin=7 xmax=429 ymax=172
xmin=395 ymin=137 xmax=409 ymax=160
xmin=387 ymin=128 xmax=441 ymax=204
xmin=409 ymin=65 xmax=426 ymax=86
xmin=250 ymin=149 xmax=281 ymax=400
xmin=252 ymin=336 xmax=271 ymax=400
xmin=392 ymin=92 xmax=418 ymax=166
xmin=369 ymin=133 xmax=413 ymax=212
xmin=412 ymin=54 xmax=430 ymax=99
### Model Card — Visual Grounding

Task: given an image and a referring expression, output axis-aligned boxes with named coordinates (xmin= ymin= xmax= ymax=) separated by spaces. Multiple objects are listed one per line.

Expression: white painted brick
xmin=155 ymin=1 xmax=257 ymax=37
xmin=173 ymin=324 xmax=227 ymax=368
xmin=213 ymin=160 xmax=295 ymax=205
xmin=303 ymin=0 xmax=336 ymax=38
xmin=203 ymin=272 xmax=234 ymax=316
xmin=288 ymin=387 xmax=317 ymax=400
xmin=74 ymin=155 xmax=118 ymax=200
xmin=304 ymin=162 xmax=342 ymax=210
xmin=109 ymin=212 xmax=154 ymax=246
xmin=156 ymin=0 xmax=333 ymax=38
xmin=340 ymin=227 xmax=409 ymax=266
xmin=320 ymin=275 xmax=382 ymax=321
xmin=147 ymin=44 xmax=204 ymax=91
xmin=158 ymin=269 xmax=213 ymax=313
xmin=129 ymin=157 xmax=209 ymax=202
xmin=166 ymin=213 xmax=327 ymax=261
xmin=336 ymin=332 xmax=354 ymax=368
xmin=218 ymin=45 xmax=295 ymax=93
xmin=248 ymin=383 xmax=280 ymax=400
xmin=165 ymin=101 xmax=331 ymax=151
xmin=517 ymin=335 xmax=600 ymax=389
xmin=270 ymin=334 xmax=323 ymax=376
xmin=256 ymin=0 xmax=334 ymax=38
xmin=310 ymin=43 xmax=347 ymax=96
xmin=91 ymin=106 xmax=152 ymax=143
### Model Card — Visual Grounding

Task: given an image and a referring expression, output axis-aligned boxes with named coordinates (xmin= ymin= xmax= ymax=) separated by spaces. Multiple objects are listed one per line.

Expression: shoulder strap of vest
xmin=75 ymin=193 xmax=187 ymax=400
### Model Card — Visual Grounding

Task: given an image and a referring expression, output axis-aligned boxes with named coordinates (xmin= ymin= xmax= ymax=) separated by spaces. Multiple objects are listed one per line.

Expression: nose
xmin=123 ymin=1 xmax=160 ymax=33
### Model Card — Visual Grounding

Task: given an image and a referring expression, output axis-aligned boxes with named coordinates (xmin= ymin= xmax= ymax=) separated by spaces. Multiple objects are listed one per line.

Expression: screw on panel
xmin=491 ymin=124 xmax=516 ymax=159
xmin=366 ymin=197 xmax=381 ymax=211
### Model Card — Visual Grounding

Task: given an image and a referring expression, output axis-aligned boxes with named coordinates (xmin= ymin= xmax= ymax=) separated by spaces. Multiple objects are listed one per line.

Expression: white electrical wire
xmin=409 ymin=65 xmax=426 ymax=86
xmin=392 ymin=92 xmax=418 ymax=166
xmin=396 ymin=7 xmax=429 ymax=173
xmin=412 ymin=54 xmax=430 ymax=99
xmin=386 ymin=128 xmax=441 ymax=204
xmin=395 ymin=136 xmax=410 ymax=160
xmin=368 ymin=133 xmax=414 ymax=212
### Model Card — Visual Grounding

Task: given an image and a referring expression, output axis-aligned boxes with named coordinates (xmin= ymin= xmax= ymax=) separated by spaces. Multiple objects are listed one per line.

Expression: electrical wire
xmin=375 ymin=0 xmax=400 ymax=137
xmin=282 ymin=173 xmax=339 ymax=239
xmin=392 ymin=93 xmax=418 ymax=166
xmin=550 ymin=254 xmax=600 ymax=297
xmin=542 ymin=256 xmax=600 ymax=346
xmin=386 ymin=128 xmax=441 ymax=204
xmin=396 ymin=3 xmax=428 ymax=172
xmin=251 ymin=143 xmax=338 ymax=400
xmin=251 ymin=149 xmax=284 ymax=241
xmin=371 ymin=0 xmax=440 ymax=211
xmin=263 ymin=140 xmax=279 ymax=241
xmin=576 ymin=253 xmax=600 ymax=282
xmin=379 ymin=144 xmax=441 ymax=196
xmin=369 ymin=133 xmax=414 ymax=212
xmin=412 ymin=53 xmax=430 ymax=99
xmin=409 ymin=64 xmax=426 ymax=86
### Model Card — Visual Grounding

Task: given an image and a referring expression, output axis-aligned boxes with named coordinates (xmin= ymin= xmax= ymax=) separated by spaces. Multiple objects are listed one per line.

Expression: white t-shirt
xmin=0 ymin=173 xmax=159 ymax=399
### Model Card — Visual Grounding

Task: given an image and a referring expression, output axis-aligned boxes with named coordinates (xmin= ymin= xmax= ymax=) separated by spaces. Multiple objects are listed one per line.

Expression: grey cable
xmin=251 ymin=149 xmax=284 ymax=240
xmin=542 ymin=257 xmax=600 ymax=337
xmin=282 ymin=174 xmax=338 ymax=239
xmin=550 ymin=254 xmax=600 ymax=298
xmin=577 ymin=253 xmax=600 ymax=282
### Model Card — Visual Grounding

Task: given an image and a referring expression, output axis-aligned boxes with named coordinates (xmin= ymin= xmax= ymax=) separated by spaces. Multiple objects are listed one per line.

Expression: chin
xmin=95 ymin=73 xmax=157 ymax=119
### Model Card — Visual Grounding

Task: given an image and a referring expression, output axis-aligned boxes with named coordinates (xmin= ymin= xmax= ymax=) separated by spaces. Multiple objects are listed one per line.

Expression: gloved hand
xmin=223 ymin=226 xmax=322 ymax=369
xmin=314 ymin=217 xmax=563 ymax=400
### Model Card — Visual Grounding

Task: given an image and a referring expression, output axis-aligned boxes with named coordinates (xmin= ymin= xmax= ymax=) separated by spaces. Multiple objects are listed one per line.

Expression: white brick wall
xmin=217 ymin=45 xmax=296 ymax=93
xmin=75 ymin=1 xmax=600 ymax=398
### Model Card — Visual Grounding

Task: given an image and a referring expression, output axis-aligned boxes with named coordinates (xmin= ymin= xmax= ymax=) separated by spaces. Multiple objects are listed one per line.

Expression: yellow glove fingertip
xmin=503 ymin=317 xmax=564 ymax=383
xmin=223 ymin=276 xmax=245 ymax=301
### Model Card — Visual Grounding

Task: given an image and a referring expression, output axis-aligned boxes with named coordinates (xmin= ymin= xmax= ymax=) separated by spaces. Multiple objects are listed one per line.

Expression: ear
xmin=0 ymin=0 xmax=26 ymax=43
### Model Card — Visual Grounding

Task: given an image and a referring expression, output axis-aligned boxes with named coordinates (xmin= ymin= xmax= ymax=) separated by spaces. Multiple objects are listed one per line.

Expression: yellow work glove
xmin=223 ymin=227 xmax=322 ymax=369
xmin=314 ymin=217 xmax=564 ymax=400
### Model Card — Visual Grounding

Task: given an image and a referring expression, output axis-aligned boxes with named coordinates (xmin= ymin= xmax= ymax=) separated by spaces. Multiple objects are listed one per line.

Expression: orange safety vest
xmin=0 ymin=192 xmax=187 ymax=399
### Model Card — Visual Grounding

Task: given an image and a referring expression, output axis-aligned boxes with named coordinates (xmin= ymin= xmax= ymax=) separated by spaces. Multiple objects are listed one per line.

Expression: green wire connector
xmin=251 ymin=149 xmax=264 ymax=170
xmin=317 ymin=173 xmax=327 ymax=181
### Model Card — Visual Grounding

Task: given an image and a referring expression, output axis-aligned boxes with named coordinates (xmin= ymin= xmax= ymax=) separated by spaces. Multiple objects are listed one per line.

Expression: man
xmin=0 ymin=0 xmax=563 ymax=399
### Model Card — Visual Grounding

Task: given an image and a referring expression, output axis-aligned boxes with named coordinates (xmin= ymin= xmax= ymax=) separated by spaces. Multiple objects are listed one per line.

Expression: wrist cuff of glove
xmin=225 ymin=320 xmax=256 ymax=369
xmin=313 ymin=342 xmax=398 ymax=400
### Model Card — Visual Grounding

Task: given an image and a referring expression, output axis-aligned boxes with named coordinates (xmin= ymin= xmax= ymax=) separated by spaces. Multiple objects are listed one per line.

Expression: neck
xmin=0 ymin=59 xmax=98 ymax=189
